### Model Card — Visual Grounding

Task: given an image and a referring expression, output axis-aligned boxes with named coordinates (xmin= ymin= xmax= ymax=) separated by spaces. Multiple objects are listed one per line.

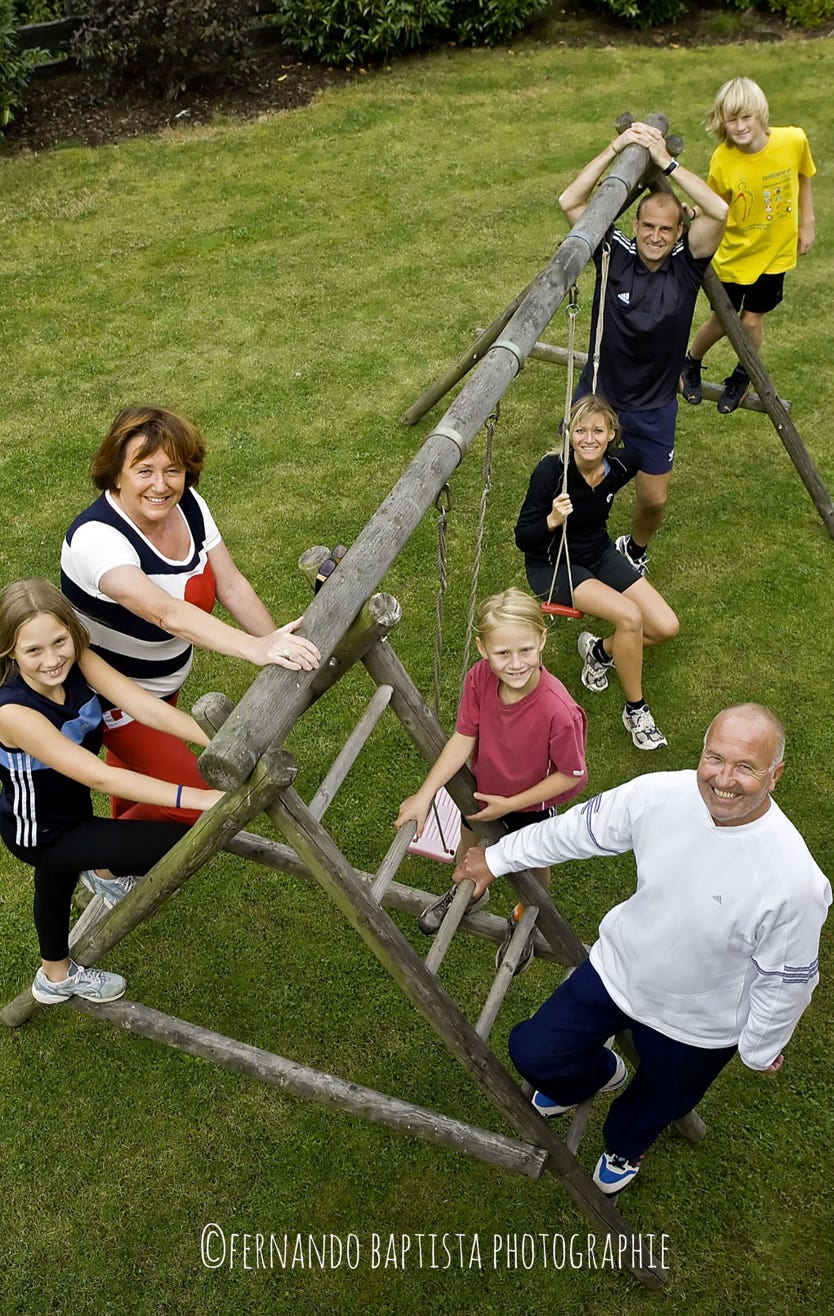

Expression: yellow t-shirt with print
xmin=708 ymin=126 xmax=815 ymax=284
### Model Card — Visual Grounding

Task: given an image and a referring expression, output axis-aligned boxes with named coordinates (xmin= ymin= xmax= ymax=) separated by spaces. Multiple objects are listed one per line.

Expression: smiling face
xmin=633 ymin=195 xmax=683 ymax=271
xmin=477 ymin=622 xmax=546 ymax=700
xmin=696 ymin=710 xmax=784 ymax=827
xmin=13 ymin=612 xmax=76 ymax=700
xmin=571 ymin=409 xmax=616 ymax=466
xmin=113 ymin=435 xmax=187 ymax=531
xmin=722 ymin=112 xmax=768 ymax=154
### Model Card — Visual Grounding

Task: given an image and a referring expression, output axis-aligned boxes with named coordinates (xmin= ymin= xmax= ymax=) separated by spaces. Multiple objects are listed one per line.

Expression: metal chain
xmin=459 ymin=403 xmax=498 ymax=691
xmin=432 ymin=485 xmax=452 ymax=720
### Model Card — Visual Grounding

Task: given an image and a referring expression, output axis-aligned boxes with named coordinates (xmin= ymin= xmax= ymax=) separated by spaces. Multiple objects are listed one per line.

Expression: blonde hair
xmin=0 ymin=579 xmax=89 ymax=685
xmin=475 ymin=588 xmax=547 ymax=644
xmin=554 ymin=394 xmax=620 ymax=455
xmin=706 ymin=78 xmax=770 ymax=143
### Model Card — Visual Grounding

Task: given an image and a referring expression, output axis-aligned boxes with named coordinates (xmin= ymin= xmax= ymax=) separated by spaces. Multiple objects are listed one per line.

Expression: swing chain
xmin=432 ymin=484 xmax=452 ymax=720
xmin=459 ymin=403 xmax=498 ymax=688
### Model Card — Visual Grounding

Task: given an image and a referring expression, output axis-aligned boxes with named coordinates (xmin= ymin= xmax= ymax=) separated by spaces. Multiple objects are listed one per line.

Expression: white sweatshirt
xmin=485 ymin=771 xmax=831 ymax=1070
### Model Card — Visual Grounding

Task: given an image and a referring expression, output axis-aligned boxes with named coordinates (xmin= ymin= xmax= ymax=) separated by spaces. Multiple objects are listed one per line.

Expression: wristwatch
xmin=662 ymin=158 xmax=680 ymax=176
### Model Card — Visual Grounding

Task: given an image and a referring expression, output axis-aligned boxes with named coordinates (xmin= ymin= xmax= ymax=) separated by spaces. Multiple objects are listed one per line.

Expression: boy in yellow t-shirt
xmin=680 ymin=78 xmax=816 ymax=414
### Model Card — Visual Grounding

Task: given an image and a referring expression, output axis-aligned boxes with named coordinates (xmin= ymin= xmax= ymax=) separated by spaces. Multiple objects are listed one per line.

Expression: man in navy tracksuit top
xmin=559 ymin=120 xmax=728 ymax=573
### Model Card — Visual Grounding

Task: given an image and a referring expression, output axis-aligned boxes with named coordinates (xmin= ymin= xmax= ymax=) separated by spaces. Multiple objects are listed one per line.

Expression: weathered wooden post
xmin=702 ymin=268 xmax=834 ymax=539
xmin=200 ymin=118 xmax=670 ymax=792
xmin=0 ymin=746 xmax=297 ymax=1028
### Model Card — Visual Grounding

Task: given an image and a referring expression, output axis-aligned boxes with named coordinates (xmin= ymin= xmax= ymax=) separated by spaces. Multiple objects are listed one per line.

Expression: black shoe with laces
xmin=717 ymin=365 xmax=751 ymax=414
xmin=418 ymin=885 xmax=489 ymax=935
xmin=679 ymin=353 xmax=703 ymax=405
xmin=495 ymin=913 xmax=535 ymax=976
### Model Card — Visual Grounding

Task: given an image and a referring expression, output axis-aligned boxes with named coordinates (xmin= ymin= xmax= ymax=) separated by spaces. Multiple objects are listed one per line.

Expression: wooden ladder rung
xmin=309 ymin=683 xmax=394 ymax=822
xmin=565 ymin=1098 xmax=595 ymax=1155
xmin=69 ymin=893 xmax=110 ymax=947
xmin=424 ymin=880 xmax=479 ymax=976
xmin=475 ymin=905 xmax=539 ymax=1042
xmin=370 ymin=821 xmax=417 ymax=903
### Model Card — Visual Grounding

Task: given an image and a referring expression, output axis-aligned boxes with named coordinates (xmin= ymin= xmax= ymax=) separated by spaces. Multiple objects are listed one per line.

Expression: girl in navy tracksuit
xmin=0 ymin=578 xmax=222 ymax=1006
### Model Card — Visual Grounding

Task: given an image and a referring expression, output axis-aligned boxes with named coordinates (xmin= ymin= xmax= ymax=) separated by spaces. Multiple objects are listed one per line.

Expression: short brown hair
xmin=0 ymin=578 xmax=90 ymax=685
xmin=636 ymin=189 xmax=684 ymax=227
xmin=90 ymin=406 xmax=207 ymax=492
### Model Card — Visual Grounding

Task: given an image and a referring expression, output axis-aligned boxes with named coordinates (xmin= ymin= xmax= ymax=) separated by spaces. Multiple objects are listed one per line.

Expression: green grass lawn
xmin=1 ymin=31 xmax=833 ymax=1313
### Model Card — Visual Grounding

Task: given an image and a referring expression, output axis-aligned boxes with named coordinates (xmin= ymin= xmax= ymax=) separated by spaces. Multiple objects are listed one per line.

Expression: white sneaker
xmin=577 ymin=631 xmax=612 ymax=693
xmin=615 ymin=534 xmax=649 ymax=577
xmin=79 ymin=869 xmax=140 ymax=909
xmin=531 ymin=1051 xmax=627 ymax=1117
xmin=32 ymin=959 xmax=127 ymax=1005
xmin=622 ymin=704 xmax=667 ymax=750
xmin=593 ymin=1149 xmax=644 ymax=1194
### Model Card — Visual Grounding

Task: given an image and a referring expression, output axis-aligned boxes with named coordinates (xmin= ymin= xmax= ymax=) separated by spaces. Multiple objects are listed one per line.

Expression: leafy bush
xmin=591 ymin=0 xmax=833 ymax=27
xmin=273 ymin=0 xmax=546 ymax=66
xmin=451 ymin=0 xmax=548 ymax=45
xmin=272 ymin=0 xmax=445 ymax=64
xmin=1 ymin=0 xmax=43 ymax=127
xmin=586 ymin=0 xmax=689 ymax=27
xmin=15 ymin=1 xmax=65 ymax=21
xmin=731 ymin=0 xmax=834 ymax=26
xmin=74 ymin=0 xmax=252 ymax=98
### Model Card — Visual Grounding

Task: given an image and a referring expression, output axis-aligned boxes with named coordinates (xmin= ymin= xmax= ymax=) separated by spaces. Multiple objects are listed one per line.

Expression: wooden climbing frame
xmin=1 ymin=116 xmax=730 ymax=1288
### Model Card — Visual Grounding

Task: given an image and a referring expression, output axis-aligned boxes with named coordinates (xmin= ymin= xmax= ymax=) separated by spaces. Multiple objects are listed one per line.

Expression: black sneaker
xmin=717 ymin=365 xmax=751 ymax=414
xmin=679 ymin=353 xmax=703 ymax=405
xmin=418 ymin=885 xmax=489 ymax=935
xmin=495 ymin=913 xmax=535 ymax=976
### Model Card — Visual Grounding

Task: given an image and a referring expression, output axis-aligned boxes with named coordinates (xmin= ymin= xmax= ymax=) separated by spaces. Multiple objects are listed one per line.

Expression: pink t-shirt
xmin=456 ymin=660 xmax=588 ymax=812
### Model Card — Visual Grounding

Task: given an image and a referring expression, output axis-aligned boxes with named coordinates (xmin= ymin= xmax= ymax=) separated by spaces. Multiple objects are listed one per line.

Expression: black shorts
xmin=722 ymin=273 xmax=785 ymax=315
xmin=525 ymin=542 xmax=642 ymax=608
xmin=461 ymin=806 xmax=557 ymax=834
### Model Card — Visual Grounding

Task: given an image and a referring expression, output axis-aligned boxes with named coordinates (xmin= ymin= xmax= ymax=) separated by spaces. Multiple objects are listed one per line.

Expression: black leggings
xmin=19 ymin=817 xmax=187 ymax=961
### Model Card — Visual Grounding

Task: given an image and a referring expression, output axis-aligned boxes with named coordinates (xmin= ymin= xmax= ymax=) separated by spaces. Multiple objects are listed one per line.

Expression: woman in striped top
xmin=61 ymin=406 xmax=320 ymax=824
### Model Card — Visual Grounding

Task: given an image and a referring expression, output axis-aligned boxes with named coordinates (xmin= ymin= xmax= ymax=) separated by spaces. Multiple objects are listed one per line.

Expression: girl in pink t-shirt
xmin=395 ymin=588 xmax=587 ymax=973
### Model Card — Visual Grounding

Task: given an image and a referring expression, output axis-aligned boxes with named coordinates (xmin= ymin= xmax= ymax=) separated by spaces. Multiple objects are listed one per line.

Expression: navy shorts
xmin=461 ymin=805 xmax=556 ymax=834
xmin=526 ymin=542 xmax=643 ymax=608
xmin=616 ymin=398 xmax=677 ymax=475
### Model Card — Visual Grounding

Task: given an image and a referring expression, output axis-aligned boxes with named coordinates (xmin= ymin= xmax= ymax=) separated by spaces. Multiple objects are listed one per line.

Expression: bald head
xmin=704 ymin=704 xmax=785 ymax=766
xmin=697 ymin=705 xmax=785 ymax=827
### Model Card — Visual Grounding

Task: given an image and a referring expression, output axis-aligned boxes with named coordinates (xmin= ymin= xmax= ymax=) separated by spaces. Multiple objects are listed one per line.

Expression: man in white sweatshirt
xmin=454 ymin=704 xmax=830 ymax=1194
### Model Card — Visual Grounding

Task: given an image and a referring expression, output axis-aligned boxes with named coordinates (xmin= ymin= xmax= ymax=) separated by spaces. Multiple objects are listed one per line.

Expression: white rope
xmin=591 ymin=240 xmax=611 ymax=393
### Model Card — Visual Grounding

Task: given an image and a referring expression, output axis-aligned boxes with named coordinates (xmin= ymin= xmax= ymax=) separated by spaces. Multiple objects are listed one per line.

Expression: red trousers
xmin=103 ymin=692 xmax=206 ymax=825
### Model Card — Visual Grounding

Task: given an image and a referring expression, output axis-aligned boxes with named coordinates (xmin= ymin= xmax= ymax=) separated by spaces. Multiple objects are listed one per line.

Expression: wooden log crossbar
xmin=524 ymin=339 xmax=781 ymax=414
xmin=3 ymin=111 xmax=737 ymax=1286
xmin=1 ymin=588 xmax=688 ymax=1287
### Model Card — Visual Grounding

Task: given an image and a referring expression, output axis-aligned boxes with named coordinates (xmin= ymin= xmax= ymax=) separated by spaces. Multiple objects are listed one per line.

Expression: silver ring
xmin=282 ymin=649 xmax=292 ymax=660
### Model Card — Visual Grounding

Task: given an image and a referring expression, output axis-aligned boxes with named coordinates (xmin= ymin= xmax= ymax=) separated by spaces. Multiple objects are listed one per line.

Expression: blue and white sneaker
xmin=79 ymin=869 xmax=140 ymax=909
xmin=531 ymin=1050 xmax=627 ymax=1117
xmin=593 ymin=1150 xmax=644 ymax=1194
xmin=32 ymin=960 xmax=127 ymax=1005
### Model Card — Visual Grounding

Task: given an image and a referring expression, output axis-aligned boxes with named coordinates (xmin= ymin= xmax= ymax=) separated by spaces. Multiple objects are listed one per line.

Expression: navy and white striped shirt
xmin=0 ymin=664 xmax=103 ymax=853
xmin=61 ymin=487 xmax=220 ymax=701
